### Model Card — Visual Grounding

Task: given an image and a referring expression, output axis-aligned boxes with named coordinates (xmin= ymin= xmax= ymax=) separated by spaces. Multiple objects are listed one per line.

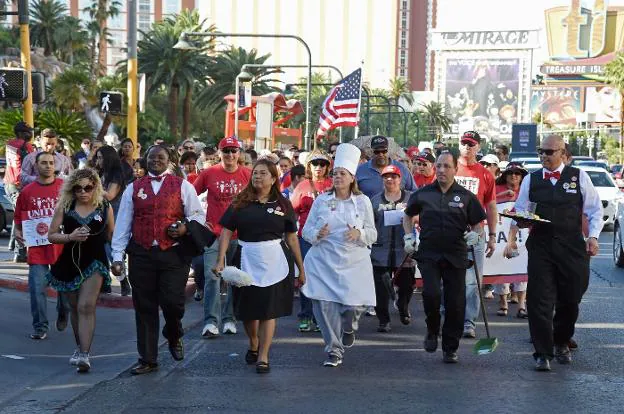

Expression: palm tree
xmin=49 ymin=67 xmax=95 ymax=112
xmin=388 ymin=77 xmax=414 ymax=107
xmin=53 ymin=16 xmax=89 ymax=65
xmin=604 ymin=51 xmax=624 ymax=162
xmin=420 ymin=101 xmax=452 ymax=140
xmin=195 ymin=46 xmax=282 ymax=113
xmin=131 ymin=9 xmax=215 ymax=139
xmin=83 ymin=0 xmax=122 ymax=75
xmin=30 ymin=0 xmax=68 ymax=56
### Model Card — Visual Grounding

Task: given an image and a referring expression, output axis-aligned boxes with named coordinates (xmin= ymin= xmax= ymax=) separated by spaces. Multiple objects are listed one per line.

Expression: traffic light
xmin=0 ymin=68 xmax=28 ymax=101
xmin=31 ymin=72 xmax=46 ymax=104
xmin=99 ymin=91 xmax=123 ymax=115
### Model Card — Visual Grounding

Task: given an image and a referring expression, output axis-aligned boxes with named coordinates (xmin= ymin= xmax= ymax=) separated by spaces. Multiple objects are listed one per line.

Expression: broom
xmin=470 ymin=246 xmax=499 ymax=355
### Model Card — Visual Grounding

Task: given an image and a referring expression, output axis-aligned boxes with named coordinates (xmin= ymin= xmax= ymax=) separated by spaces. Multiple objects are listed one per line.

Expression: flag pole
xmin=353 ymin=62 xmax=364 ymax=139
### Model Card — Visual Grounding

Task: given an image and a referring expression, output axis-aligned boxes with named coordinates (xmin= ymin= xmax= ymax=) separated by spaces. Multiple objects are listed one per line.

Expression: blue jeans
xmin=29 ymin=264 xmax=68 ymax=333
xmin=203 ymin=239 xmax=237 ymax=326
xmin=464 ymin=234 xmax=486 ymax=330
xmin=297 ymin=237 xmax=314 ymax=320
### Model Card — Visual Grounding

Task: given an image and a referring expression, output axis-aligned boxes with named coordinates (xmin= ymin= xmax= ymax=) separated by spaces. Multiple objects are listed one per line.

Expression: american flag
xmin=317 ymin=68 xmax=362 ymax=136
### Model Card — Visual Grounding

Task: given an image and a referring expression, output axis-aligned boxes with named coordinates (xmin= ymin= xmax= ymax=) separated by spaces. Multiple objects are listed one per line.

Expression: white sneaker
xmin=69 ymin=349 xmax=80 ymax=366
xmin=201 ymin=323 xmax=219 ymax=338
xmin=76 ymin=352 xmax=90 ymax=373
xmin=223 ymin=321 xmax=237 ymax=335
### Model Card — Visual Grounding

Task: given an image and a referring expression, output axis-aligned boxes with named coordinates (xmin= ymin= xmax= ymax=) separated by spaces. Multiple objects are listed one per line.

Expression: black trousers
xmin=417 ymin=259 xmax=466 ymax=353
xmin=527 ymin=237 xmax=589 ymax=360
xmin=128 ymin=243 xmax=190 ymax=365
xmin=373 ymin=266 xmax=415 ymax=324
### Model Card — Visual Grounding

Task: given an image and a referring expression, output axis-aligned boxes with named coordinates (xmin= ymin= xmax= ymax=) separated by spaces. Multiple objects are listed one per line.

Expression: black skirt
xmin=232 ymin=242 xmax=295 ymax=321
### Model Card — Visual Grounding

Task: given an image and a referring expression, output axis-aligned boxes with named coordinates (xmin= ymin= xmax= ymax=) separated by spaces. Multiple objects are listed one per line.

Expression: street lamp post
xmin=174 ymin=32 xmax=314 ymax=150
xmin=369 ymin=104 xmax=409 ymax=146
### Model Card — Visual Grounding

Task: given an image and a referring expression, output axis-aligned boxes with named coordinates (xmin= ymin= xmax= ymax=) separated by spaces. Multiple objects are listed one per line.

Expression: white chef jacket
xmin=301 ymin=191 xmax=377 ymax=306
xmin=111 ymin=173 xmax=205 ymax=262
xmin=513 ymin=162 xmax=603 ymax=239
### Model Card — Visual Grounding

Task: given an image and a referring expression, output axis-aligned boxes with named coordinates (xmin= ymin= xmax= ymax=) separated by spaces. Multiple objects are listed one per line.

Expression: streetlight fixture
xmin=173 ymin=31 xmax=314 ymax=150
xmin=234 ymin=71 xmax=253 ymax=138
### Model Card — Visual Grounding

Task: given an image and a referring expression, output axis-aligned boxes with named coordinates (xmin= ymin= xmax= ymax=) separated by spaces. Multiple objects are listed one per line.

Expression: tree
xmin=420 ymin=101 xmax=452 ymax=140
xmin=49 ymin=67 xmax=95 ymax=112
xmin=195 ymin=46 xmax=282 ymax=114
xmin=30 ymin=0 xmax=68 ymax=56
xmin=53 ymin=16 xmax=89 ymax=65
xmin=388 ymin=77 xmax=414 ymax=107
xmin=83 ymin=0 xmax=122 ymax=75
xmin=604 ymin=51 xmax=624 ymax=163
xmin=131 ymin=9 xmax=216 ymax=140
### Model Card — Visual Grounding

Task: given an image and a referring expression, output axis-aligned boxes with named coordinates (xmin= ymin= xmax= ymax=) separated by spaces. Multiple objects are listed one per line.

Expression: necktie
xmin=149 ymin=175 xmax=163 ymax=182
xmin=544 ymin=171 xmax=560 ymax=180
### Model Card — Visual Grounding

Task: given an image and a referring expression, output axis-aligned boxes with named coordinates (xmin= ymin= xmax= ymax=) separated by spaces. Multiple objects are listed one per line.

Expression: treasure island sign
xmin=540 ymin=0 xmax=624 ymax=77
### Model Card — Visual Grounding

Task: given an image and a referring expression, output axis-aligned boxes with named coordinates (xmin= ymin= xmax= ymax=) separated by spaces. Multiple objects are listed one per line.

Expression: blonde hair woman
xmin=47 ymin=168 xmax=115 ymax=373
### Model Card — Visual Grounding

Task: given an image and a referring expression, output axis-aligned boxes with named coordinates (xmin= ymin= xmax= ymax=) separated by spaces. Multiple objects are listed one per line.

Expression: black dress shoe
xmin=443 ymin=351 xmax=458 ymax=363
xmin=169 ymin=338 xmax=184 ymax=361
xmin=535 ymin=356 xmax=551 ymax=371
xmin=120 ymin=278 xmax=131 ymax=296
xmin=423 ymin=333 xmax=438 ymax=353
xmin=130 ymin=362 xmax=158 ymax=375
xmin=554 ymin=344 xmax=572 ymax=364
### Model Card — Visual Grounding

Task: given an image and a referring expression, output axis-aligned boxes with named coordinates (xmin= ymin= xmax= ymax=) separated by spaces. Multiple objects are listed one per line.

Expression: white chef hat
xmin=333 ymin=143 xmax=360 ymax=176
xmin=298 ymin=151 xmax=310 ymax=165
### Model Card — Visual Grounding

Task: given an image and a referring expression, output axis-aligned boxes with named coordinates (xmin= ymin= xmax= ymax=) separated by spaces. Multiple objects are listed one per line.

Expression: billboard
xmin=529 ymin=86 xmax=581 ymax=129
xmin=585 ymin=86 xmax=621 ymax=123
xmin=444 ymin=58 xmax=520 ymax=139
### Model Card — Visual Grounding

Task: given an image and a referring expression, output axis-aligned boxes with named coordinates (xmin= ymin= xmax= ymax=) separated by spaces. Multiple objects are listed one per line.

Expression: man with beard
xmin=356 ymin=136 xmax=416 ymax=199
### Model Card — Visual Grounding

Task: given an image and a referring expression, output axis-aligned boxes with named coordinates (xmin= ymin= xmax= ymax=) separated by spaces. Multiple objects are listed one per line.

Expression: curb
xmin=0 ymin=275 xmax=198 ymax=309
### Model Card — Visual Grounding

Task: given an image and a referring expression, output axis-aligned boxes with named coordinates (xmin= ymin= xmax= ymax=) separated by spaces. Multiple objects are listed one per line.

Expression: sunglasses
xmin=383 ymin=174 xmax=400 ymax=179
xmin=509 ymin=171 xmax=524 ymax=176
xmin=310 ymin=160 xmax=329 ymax=167
xmin=373 ymin=149 xmax=388 ymax=155
xmin=416 ymin=162 xmax=428 ymax=167
xmin=183 ymin=146 xmax=194 ymax=150
xmin=480 ymin=162 xmax=497 ymax=167
xmin=221 ymin=148 xmax=239 ymax=154
xmin=73 ymin=184 xmax=95 ymax=194
xmin=537 ymin=148 xmax=561 ymax=156
xmin=460 ymin=141 xmax=476 ymax=148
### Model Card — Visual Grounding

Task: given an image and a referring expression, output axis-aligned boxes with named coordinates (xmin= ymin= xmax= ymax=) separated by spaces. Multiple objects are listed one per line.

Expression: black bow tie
xmin=149 ymin=175 xmax=164 ymax=182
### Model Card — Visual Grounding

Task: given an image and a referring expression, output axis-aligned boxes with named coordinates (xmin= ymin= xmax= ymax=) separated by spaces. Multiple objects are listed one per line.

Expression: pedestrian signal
xmin=0 ymin=68 xmax=28 ymax=101
xmin=31 ymin=72 xmax=46 ymax=104
xmin=99 ymin=91 xmax=123 ymax=115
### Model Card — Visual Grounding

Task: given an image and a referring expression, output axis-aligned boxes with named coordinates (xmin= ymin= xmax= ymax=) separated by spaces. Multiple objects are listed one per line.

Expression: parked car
xmin=0 ymin=184 xmax=14 ymax=232
xmin=579 ymin=166 xmax=621 ymax=228
xmin=576 ymin=160 xmax=609 ymax=171
xmin=613 ymin=201 xmax=624 ymax=267
xmin=570 ymin=156 xmax=594 ymax=166
xmin=509 ymin=152 xmax=539 ymax=161
xmin=523 ymin=162 xmax=542 ymax=173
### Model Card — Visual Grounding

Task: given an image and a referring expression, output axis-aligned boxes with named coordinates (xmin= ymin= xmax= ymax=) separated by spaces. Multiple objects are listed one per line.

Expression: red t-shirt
xmin=414 ymin=173 xmax=436 ymax=188
xmin=290 ymin=178 xmax=333 ymax=236
xmin=456 ymin=161 xmax=496 ymax=208
xmin=14 ymin=179 xmax=64 ymax=265
xmin=4 ymin=138 xmax=34 ymax=187
xmin=186 ymin=172 xmax=198 ymax=184
xmin=495 ymin=184 xmax=519 ymax=203
xmin=193 ymin=164 xmax=251 ymax=236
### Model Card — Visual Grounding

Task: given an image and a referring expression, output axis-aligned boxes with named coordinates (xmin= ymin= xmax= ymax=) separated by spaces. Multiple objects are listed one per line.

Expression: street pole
xmin=234 ymin=75 xmax=240 ymax=138
xmin=127 ymin=0 xmax=138 ymax=154
xmin=176 ymin=32 xmax=313 ymax=150
xmin=17 ymin=0 xmax=33 ymax=127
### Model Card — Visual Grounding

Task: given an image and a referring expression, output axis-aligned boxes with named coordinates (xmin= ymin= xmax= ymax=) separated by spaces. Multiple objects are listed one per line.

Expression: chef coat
xmin=301 ymin=191 xmax=377 ymax=306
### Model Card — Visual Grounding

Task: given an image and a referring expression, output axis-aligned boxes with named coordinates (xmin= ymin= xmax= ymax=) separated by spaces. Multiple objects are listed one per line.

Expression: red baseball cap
xmin=460 ymin=130 xmax=481 ymax=145
xmin=406 ymin=146 xmax=420 ymax=159
xmin=218 ymin=136 xmax=242 ymax=150
xmin=381 ymin=165 xmax=401 ymax=177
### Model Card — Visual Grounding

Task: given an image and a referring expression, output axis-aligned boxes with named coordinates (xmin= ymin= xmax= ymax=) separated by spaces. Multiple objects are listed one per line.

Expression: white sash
xmin=238 ymin=239 xmax=289 ymax=287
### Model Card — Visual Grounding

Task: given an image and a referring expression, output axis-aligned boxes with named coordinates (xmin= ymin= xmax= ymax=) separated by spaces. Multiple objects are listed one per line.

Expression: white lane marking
xmin=1 ymin=354 xmax=24 ymax=360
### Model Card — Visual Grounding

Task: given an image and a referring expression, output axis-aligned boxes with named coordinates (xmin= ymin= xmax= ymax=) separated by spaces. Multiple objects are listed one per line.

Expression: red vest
xmin=132 ymin=174 xmax=184 ymax=251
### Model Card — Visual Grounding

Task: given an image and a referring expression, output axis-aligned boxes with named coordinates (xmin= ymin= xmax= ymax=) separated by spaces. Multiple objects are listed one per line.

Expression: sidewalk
xmin=0 ymin=259 xmax=199 ymax=309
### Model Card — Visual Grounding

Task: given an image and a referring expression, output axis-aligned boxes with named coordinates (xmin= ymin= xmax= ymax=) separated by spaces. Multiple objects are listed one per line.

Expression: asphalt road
xmin=2 ymin=231 xmax=624 ymax=414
